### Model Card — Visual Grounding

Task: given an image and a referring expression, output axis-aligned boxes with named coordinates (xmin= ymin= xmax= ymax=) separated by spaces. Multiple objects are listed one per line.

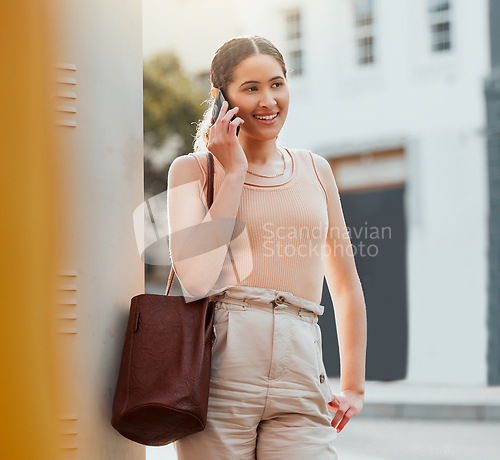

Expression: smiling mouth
xmin=253 ymin=113 xmax=279 ymax=121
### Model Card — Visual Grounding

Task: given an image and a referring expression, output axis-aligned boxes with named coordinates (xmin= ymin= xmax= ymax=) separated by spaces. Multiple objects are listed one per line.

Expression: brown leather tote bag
xmin=111 ymin=152 xmax=216 ymax=446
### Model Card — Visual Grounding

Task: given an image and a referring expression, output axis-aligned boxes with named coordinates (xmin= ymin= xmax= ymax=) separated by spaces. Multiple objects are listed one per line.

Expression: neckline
xmin=243 ymin=147 xmax=297 ymax=189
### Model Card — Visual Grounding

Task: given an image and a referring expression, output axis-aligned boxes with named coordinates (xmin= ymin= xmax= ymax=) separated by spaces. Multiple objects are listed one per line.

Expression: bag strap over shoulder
xmin=166 ymin=152 xmax=214 ymax=296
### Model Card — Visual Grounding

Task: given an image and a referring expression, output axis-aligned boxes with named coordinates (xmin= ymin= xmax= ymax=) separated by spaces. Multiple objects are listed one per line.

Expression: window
xmin=285 ymin=9 xmax=303 ymax=76
xmin=354 ymin=0 xmax=375 ymax=65
xmin=428 ymin=0 xmax=452 ymax=52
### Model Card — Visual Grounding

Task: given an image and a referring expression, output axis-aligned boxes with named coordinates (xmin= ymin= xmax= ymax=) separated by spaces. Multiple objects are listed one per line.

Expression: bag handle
xmin=166 ymin=152 xmax=215 ymax=296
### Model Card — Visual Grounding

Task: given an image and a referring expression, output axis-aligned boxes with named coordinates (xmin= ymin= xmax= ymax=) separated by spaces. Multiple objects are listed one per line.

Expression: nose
xmin=259 ymin=89 xmax=276 ymax=108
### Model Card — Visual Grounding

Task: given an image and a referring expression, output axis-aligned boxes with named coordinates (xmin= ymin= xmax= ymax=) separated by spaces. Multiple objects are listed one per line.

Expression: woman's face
xmin=224 ymin=53 xmax=289 ymax=142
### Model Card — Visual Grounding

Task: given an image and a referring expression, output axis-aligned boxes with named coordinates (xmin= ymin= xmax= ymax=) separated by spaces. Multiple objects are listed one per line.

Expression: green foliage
xmin=143 ymin=52 xmax=207 ymax=197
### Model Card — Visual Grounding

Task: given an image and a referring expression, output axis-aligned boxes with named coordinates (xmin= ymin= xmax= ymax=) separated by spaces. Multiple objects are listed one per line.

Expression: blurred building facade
xmin=235 ymin=0 xmax=492 ymax=388
xmin=484 ymin=0 xmax=500 ymax=386
xmin=144 ymin=0 xmax=497 ymax=387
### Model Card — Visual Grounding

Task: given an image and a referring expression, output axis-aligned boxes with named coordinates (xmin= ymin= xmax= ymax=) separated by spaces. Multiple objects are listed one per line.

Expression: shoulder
xmin=288 ymin=147 xmax=334 ymax=182
xmin=308 ymin=151 xmax=332 ymax=177
xmin=294 ymin=148 xmax=338 ymax=203
xmin=310 ymin=151 xmax=336 ymax=183
xmin=168 ymin=153 xmax=206 ymax=189
xmin=288 ymin=147 xmax=328 ymax=169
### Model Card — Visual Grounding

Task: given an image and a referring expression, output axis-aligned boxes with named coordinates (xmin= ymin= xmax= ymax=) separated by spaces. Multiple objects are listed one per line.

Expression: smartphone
xmin=212 ymin=89 xmax=241 ymax=136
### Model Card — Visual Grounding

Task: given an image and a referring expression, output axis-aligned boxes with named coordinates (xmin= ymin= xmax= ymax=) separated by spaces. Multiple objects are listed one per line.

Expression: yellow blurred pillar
xmin=0 ymin=1 xmax=61 ymax=459
xmin=1 ymin=0 xmax=146 ymax=459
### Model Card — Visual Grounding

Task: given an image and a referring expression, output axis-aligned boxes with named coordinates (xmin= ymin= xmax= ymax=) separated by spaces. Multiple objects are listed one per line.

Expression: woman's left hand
xmin=327 ymin=390 xmax=365 ymax=433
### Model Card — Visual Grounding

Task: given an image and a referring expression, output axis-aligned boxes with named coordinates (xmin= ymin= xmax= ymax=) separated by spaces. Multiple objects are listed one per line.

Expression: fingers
xmin=328 ymin=393 xmax=358 ymax=434
xmin=214 ymin=101 xmax=241 ymax=136
xmin=208 ymin=101 xmax=243 ymax=152
xmin=215 ymin=100 xmax=235 ymax=125
xmin=328 ymin=392 xmax=364 ymax=434
xmin=210 ymin=100 xmax=229 ymax=137
xmin=329 ymin=397 xmax=347 ymax=433
xmin=328 ymin=394 xmax=340 ymax=409
xmin=219 ymin=100 xmax=229 ymax=119
xmin=334 ymin=407 xmax=354 ymax=433
xmin=221 ymin=105 xmax=239 ymax=127
xmin=228 ymin=117 xmax=244 ymax=135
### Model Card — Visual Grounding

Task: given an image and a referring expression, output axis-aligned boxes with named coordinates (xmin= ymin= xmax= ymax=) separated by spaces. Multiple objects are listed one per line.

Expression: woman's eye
xmin=245 ymin=82 xmax=283 ymax=92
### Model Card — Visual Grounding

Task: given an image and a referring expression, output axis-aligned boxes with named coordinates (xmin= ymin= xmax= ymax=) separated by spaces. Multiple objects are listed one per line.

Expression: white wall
xmin=406 ymin=131 xmax=488 ymax=385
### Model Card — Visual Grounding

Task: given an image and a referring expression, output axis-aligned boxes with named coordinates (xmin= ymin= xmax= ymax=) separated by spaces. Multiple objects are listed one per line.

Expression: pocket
xmin=214 ymin=304 xmax=230 ymax=326
xmin=297 ymin=312 xmax=317 ymax=324
xmin=212 ymin=305 xmax=230 ymax=347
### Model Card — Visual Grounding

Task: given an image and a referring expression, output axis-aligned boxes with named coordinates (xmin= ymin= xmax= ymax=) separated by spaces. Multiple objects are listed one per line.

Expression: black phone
xmin=212 ymin=89 xmax=241 ymax=136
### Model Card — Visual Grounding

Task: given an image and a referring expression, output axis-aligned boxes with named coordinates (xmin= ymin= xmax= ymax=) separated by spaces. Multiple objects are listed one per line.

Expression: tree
xmin=143 ymin=52 xmax=207 ymax=199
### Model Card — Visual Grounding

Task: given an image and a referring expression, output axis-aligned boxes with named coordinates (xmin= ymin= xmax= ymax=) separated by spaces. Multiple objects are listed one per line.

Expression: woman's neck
xmin=238 ymin=136 xmax=281 ymax=166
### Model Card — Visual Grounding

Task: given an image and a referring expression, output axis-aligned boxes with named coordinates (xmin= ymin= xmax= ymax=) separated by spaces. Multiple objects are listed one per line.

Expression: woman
xmin=167 ymin=35 xmax=367 ymax=459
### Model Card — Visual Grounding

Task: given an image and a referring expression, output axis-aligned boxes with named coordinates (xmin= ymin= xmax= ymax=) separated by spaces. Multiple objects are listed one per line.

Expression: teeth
xmin=254 ymin=113 xmax=278 ymax=120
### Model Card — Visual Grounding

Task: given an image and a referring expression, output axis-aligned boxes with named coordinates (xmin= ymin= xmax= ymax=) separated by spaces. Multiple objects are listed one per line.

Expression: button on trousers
xmin=173 ymin=285 xmax=339 ymax=460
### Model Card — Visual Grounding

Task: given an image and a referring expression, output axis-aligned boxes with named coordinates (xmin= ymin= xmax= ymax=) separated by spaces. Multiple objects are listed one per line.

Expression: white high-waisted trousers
xmin=173 ymin=285 xmax=339 ymax=460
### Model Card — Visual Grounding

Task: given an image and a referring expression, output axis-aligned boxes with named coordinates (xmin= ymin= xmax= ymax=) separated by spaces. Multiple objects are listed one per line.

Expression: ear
xmin=211 ymin=87 xmax=218 ymax=99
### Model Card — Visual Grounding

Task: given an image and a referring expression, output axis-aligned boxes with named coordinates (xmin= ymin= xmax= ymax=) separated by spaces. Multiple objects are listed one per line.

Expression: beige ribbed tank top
xmin=187 ymin=147 xmax=329 ymax=304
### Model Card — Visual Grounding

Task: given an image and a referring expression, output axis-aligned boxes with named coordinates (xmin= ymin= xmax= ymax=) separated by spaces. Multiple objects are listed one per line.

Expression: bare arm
xmin=167 ymin=156 xmax=246 ymax=298
xmin=167 ymin=101 xmax=247 ymax=299
xmin=313 ymin=153 xmax=367 ymax=396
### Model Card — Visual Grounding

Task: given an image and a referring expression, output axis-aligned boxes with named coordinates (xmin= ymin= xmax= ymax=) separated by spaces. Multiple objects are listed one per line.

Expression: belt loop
xmin=216 ymin=296 xmax=250 ymax=310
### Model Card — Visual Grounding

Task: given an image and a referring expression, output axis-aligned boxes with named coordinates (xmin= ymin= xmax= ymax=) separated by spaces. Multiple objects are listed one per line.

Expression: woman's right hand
xmin=207 ymin=101 xmax=248 ymax=175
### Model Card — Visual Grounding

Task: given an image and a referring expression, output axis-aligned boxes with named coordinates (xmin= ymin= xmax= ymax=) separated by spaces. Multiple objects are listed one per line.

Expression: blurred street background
xmin=3 ymin=0 xmax=498 ymax=459
xmin=143 ymin=0 xmax=500 ymax=458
